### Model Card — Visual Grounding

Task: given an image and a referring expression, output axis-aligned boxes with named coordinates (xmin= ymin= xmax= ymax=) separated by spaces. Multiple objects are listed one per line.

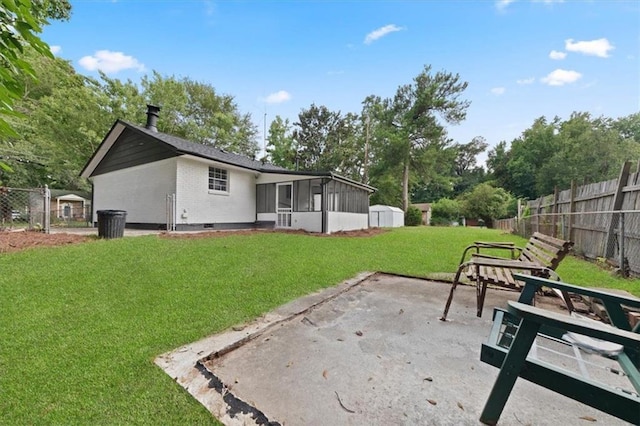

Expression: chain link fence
xmin=0 ymin=187 xmax=50 ymax=232
xmin=50 ymin=205 xmax=93 ymax=228
xmin=496 ymin=211 xmax=640 ymax=277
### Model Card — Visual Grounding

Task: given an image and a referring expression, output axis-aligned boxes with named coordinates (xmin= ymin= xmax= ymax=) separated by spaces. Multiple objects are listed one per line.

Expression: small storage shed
xmin=369 ymin=205 xmax=404 ymax=228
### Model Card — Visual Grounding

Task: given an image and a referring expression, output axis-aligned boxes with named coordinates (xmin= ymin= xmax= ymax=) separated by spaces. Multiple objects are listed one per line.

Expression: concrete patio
xmin=155 ymin=272 xmax=630 ymax=425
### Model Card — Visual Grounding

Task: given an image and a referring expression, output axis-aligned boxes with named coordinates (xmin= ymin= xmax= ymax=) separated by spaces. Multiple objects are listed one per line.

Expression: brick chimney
xmin=145 ymin=104 xmax=161 ymax=132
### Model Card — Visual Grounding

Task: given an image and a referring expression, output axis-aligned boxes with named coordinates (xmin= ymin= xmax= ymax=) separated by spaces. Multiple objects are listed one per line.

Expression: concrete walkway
xmin=155 ymin=273 xmax=630 ymax=426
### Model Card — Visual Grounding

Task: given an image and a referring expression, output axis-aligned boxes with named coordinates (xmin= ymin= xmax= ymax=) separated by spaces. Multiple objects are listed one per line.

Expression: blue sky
xmin=43 ymin=1 xmax=639 ymax=160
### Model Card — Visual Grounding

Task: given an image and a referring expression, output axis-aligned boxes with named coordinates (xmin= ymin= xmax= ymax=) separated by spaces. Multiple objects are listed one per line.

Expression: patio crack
xmin=195 ymin=360 xmax=280 ymax=426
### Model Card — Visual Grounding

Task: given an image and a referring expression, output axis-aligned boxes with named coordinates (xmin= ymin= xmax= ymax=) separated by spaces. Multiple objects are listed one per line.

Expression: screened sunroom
xmin=255 ymin=172 xmax=374 ymax=234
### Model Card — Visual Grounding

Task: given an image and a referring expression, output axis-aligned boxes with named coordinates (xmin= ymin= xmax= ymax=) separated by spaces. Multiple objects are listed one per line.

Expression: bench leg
xmin=477 ymin=281 xmax=488 ymax=317
xmin=480 ymin=318 xmax=540 ymax=425
xmin=441 ymin=265 xmax=465 ymax=321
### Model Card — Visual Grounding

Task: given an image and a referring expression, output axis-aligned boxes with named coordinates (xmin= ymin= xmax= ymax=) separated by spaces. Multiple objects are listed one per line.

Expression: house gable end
xmin=91 ymin=128 xmax=177 ymax=176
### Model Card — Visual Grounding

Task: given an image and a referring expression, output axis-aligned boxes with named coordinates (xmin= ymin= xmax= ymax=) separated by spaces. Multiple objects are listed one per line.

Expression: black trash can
xmin=97 ymin=210 xmax=127 ymax=239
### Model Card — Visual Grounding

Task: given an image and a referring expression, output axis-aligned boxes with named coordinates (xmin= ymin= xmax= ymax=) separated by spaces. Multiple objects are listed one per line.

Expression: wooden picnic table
xmin=480 ymin=274 xmax=640 ymax=425
xmin=515 ymin=273 xmax=640 ymax=332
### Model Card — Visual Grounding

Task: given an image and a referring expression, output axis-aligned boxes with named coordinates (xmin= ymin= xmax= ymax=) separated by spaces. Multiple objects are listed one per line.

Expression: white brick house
xmin=80 ymin=106 xmax=375 ymax=233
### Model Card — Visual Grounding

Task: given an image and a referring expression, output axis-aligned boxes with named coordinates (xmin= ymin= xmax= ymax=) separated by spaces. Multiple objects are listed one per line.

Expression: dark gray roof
xmin=124 ymin=121 xmax=287 ymax=172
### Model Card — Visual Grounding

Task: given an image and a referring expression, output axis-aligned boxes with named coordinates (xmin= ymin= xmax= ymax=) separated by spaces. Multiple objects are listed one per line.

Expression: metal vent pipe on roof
xmin=145 ymin=104 xmax=161 ymax=132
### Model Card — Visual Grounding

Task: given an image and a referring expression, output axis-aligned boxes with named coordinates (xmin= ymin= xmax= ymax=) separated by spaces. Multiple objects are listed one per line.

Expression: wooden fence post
xmin=605 ymin=161 xmax=631 ymax=260
xmin=552 ymin=186 xmax=559 ymax=238
xmin=568 ymin=180 xmax=576 ymax=243
xmin=536 ymin=197 xmax=543 ymax=234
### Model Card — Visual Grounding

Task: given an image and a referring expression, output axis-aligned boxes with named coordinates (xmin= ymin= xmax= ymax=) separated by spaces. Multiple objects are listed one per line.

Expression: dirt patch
xmin=0 ymin=230 xmax=92 ymax=254
xmin=159 ymin=227 xmax=388 ymax=240
xmin=0 ymin=227 xmax=387 ymax=253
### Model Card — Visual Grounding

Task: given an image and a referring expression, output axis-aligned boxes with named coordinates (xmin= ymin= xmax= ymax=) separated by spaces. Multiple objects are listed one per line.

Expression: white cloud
xmin=497 ymin=0 xmax=563 ymax=10
xmin=327 ymin=70 xmax=345 ymax=76
xmin=516 ymin=77 xmax=535 ymax=85
xmin=364 ymin=24 xmax=404 ymax=44
xmin=204 ymin=0 xmax=215 ymax=16
xmin=78 ymin=50 xmax=145 ymax=74
xmin=50 ymin=45 xmax=62 ymax=55
xmin=491 ymin=87 xmax=506 ymax=95
xmin=541 ymin=69 xmax=582 ymax=86
xmin=565 ymin=38 xmax=614 ymax=58
xmin=549 ymin=50 xmax=566 ymax=60
xmin=262 ymin=90 xmax=291 ymax=104
xmin=495 ymin=0 xmax=516 ymax=10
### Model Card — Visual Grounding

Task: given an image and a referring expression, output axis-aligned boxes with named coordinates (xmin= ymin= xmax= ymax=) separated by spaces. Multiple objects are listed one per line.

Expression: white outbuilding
xmin=369 ymin=204 xmax=404 ymax=228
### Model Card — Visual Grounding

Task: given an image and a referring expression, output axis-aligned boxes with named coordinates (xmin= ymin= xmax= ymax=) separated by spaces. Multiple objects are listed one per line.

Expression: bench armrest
xmin=508 ymin=301 xmax=640 ymax=348
xmin=457 ymin=242 xmax=523 ymax=265
xmin=473 ymin=241 xmax=516 ymax=248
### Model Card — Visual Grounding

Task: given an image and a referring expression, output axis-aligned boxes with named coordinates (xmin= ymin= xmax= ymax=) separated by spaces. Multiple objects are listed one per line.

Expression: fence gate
xmin=0 ymin=186 xmax=50 ymax=233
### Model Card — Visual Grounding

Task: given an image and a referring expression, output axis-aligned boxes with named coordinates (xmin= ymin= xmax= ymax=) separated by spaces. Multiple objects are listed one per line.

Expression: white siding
xmin=257 ymin=213 xmax=277 ymax=222
xmin=175 ymin=157 xmax=256 ymax=225
xmin=292 ymin=212 xmax=322 ymax=233
xmin=327 ymin=212 xmax=369 ymax=233
xmin=92 ymin=158 xmax=177 ymax=223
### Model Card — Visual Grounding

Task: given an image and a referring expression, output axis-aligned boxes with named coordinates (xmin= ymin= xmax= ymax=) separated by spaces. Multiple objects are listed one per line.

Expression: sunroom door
xmin=276 ymin=182 xmax=292 ymax=228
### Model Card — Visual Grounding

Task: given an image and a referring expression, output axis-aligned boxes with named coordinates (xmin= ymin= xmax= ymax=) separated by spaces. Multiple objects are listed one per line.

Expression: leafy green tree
xmin=537 ymin=112 xmax=640 ymax=194
xmin=430 ymin=197 xmax=460 ymax=225
xmin=292 ymin=104 xmax=364 ymax=179
xmin=613 ymin=112 xmax=640 ymax=143
xmin=293 ymin=104 xmax=341 ymax=171
xmin=459 ymin=183 xmax=513 ymax=228
xmin=1 ymin=0 xmax=68 ymax=133
xmin=408 ymin=143 xmax=458 ymax=202
xmin=0 ymin=50 xmax=104 ymax=189
xmin=0 ymin=0 xmax=71 ymax=180
xmin=98 ymin=72 xmax=146 ymax=123
xmin=364 ymin=65 xmax=469 ymax=211
xmin=486 ymin=140 xmax=510 ymax=190
xmin=141 ymin=72 xmax=259 ymax=158
xmin=452 ymin=136 xmax=488 ymax=195
xmin=266 ymin=115 xmax=296 ymax=169
xmin=505 ymin=116 xmax=560 ymax=199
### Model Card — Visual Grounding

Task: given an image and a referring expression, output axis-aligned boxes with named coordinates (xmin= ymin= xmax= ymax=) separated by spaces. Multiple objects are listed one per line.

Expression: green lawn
xmin=1 ymin=227 xmax=638 ymax=424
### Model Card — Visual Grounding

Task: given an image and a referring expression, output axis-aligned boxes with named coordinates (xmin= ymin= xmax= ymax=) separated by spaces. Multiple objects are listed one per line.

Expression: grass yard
xmin=1 ymin=226 xmax=638 ymax=424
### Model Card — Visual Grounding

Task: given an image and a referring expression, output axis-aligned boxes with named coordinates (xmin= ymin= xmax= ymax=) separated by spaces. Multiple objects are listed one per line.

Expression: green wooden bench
xmin=441 ymin=232 xmax=573 ymax=321
xmin=479 ymin=275 xmax=640 ymax=425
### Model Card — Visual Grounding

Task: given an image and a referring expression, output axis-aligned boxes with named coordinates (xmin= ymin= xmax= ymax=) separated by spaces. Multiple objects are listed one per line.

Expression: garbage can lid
xmin=97 ymin=210 xmax=127 ymax=215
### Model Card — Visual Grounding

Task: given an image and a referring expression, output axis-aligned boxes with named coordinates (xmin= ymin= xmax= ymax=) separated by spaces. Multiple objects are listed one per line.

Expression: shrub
xmin=405 ymin=205 xmax=422 ymax=226
xmin=430 ymin=198 xmax=460 ymax=225
xmin=459 ymin=183 xmax=514 ymax=228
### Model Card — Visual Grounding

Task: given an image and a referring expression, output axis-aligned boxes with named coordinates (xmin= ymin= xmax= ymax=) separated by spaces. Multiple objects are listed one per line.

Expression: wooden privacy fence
xmin=493 ymin=161 xmax=640 ymax=277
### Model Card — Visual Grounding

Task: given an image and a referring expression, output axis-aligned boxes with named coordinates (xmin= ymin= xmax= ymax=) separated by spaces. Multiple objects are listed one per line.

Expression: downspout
xmin=90 ymin=181 xmax=95 ymax=227
xmin=322 ymin=179 xmax=328 ymax=234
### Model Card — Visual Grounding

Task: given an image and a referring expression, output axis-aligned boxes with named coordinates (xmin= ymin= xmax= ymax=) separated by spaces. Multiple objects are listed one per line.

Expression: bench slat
xmin=531 ymin=231 xmax=573 ymax=250
xmin=520 ymin=244 xmax=555 ymax=266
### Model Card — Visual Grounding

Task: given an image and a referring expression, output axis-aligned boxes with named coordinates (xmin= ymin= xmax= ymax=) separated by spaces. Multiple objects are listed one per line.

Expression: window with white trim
xmin=208 ymin=167 xmax=229 ymax=192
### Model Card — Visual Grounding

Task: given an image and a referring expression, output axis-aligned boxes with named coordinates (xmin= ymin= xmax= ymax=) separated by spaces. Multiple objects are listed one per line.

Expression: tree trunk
xmin=402 ymin=160 xmax=410 ymax=212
